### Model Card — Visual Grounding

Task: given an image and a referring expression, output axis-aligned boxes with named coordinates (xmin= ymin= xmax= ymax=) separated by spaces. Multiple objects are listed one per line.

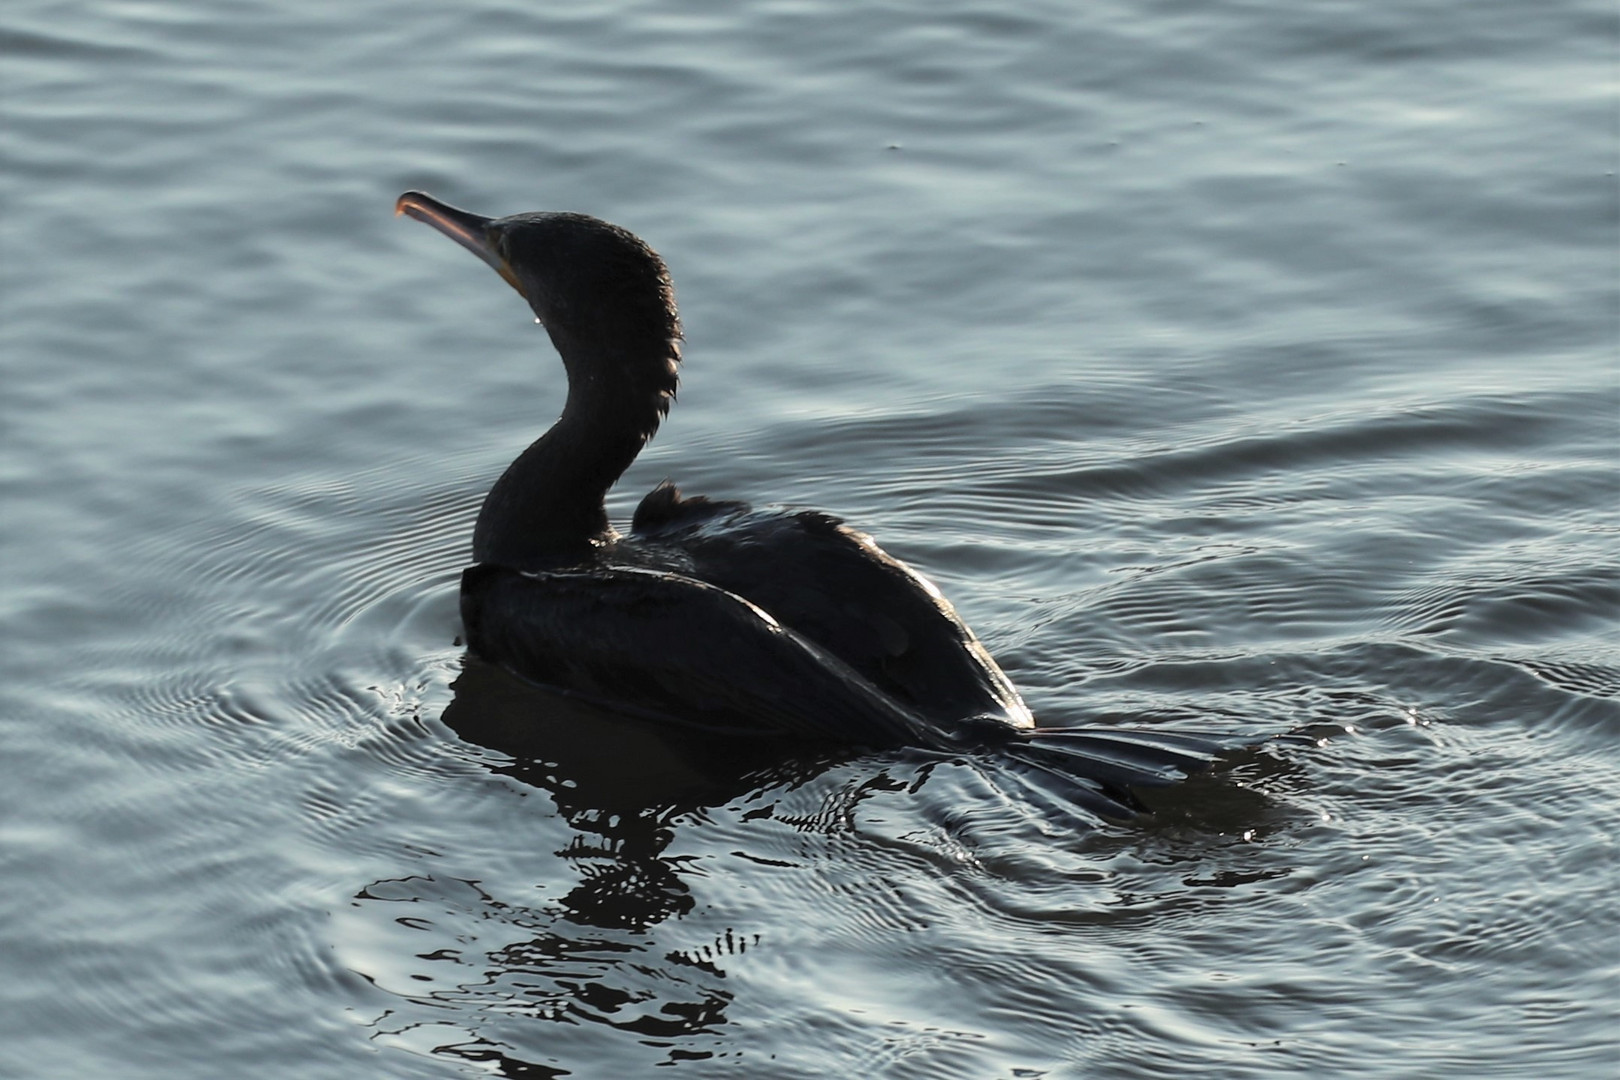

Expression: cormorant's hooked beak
xmin=396 ymin=191 xmax=523 ymax=294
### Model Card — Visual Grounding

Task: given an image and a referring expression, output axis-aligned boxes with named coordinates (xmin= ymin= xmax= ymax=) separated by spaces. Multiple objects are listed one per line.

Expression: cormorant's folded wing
xmin=460 ymin=563 xmax=937 ymax=747
xmin=632 ymin=485 xmax=1030 ymax=731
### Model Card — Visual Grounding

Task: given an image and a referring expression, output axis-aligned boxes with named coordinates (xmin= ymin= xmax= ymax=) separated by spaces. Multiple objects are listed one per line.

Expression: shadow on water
xmin=440 ymin=656 xmax=849 ymax=933
xmin=350 ymin=658 xmax=861 ymax=1073
xmin=355 ymin=656 xmax=1323 ymax=1074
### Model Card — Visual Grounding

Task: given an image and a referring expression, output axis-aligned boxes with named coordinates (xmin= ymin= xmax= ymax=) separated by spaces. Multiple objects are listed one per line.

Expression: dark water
xmin=3 ymin=0 xmax=1616 ymax=1076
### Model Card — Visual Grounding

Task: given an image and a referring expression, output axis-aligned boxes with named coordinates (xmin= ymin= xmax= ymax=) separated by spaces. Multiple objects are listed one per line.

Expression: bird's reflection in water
xmin=362 ymin=661 xmax=1314 ymax=1074
xmin=359 ymin=658 xmax=853 ymax=1074
xmin=443 ymin=654 xmax=845 ymax=932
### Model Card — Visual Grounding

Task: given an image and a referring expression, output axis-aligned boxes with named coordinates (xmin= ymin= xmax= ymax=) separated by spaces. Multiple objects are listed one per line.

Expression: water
xmin=2 ymin=0 xmax=1615 ymax=1076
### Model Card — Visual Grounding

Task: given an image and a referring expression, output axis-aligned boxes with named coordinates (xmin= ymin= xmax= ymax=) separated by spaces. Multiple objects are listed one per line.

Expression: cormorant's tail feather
xmin=990 ymin=748 xmax=1153 ymax=820
xmin=998 ymin=725 xmax=1311 ymax=819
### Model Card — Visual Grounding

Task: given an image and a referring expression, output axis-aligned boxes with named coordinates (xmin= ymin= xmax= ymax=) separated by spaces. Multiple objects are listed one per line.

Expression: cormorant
xmin=397 ymin=191 xmax=1285 ymax=805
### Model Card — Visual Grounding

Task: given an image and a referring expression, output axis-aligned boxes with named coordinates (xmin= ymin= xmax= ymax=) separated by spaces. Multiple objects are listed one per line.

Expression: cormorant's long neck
xmin=471 ymin=336 xmax=676 ymax=568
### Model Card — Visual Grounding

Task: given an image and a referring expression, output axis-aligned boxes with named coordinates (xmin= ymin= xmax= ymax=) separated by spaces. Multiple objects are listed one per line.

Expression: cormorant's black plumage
xmin=398 ymin=192 xmax=1291 ymax=807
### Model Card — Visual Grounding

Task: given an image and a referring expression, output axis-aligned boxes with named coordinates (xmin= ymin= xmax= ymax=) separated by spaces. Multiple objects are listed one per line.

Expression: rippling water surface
xmin=3 ymin=1 xmax=1616 ymax=1076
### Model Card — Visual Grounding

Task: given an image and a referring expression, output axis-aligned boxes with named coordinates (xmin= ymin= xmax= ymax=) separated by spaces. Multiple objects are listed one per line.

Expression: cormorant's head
xmin=396 ymin=191 xmax=681 ymax=366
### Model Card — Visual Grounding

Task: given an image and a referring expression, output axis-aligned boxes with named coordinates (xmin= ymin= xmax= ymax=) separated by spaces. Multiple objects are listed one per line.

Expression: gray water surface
xmin=2 ymin=1 xmax=1616 ymax=1077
